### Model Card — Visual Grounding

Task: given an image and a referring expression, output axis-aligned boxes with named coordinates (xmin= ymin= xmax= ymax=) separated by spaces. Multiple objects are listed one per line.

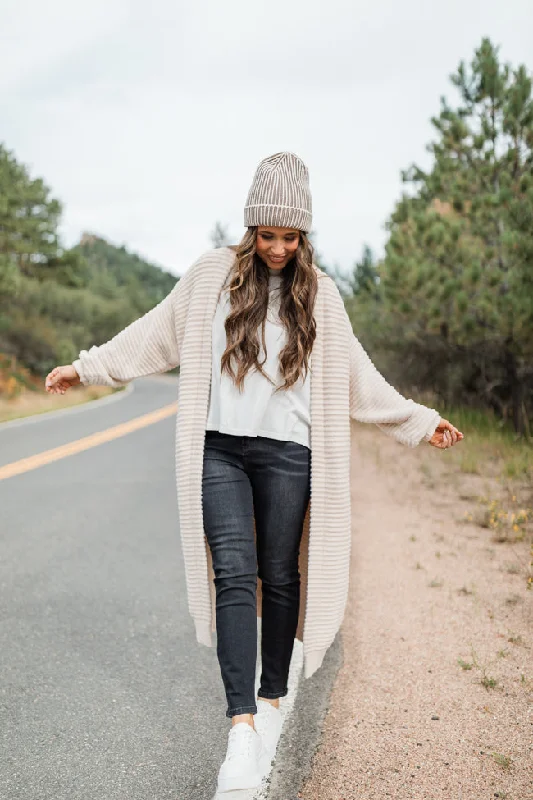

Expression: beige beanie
xmin=244 ymin=151 xmax=312 ymax=233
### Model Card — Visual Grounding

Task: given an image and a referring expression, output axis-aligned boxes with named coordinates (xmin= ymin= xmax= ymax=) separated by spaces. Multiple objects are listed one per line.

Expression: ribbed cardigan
xmin=73 ymin=247 xmax=441 ymax=679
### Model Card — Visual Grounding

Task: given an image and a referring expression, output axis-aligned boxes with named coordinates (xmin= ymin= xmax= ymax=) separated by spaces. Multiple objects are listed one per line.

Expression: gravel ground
xmin=300 ymin=425 xmax=532 ymax=800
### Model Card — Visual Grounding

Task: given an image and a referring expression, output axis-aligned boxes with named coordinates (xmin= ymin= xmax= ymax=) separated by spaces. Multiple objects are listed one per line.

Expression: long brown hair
xmin=221 ymin=227 xmax=318 ymax=393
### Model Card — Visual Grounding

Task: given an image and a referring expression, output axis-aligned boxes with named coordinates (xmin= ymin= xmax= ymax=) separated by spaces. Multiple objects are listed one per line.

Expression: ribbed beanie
xmin=244 ymin=151 xmax=312 ymax=233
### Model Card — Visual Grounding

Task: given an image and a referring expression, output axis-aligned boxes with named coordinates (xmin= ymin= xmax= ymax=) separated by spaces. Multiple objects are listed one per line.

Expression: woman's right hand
xmin=45 ymin=364 xmax=81 ymax=394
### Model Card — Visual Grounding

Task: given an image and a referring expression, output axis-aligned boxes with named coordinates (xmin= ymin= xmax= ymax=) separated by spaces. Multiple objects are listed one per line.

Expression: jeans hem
xmin=257 ymin=688 xmax=288 ymax=700
xmin=226 ymin=704 xmax=258 ymax=719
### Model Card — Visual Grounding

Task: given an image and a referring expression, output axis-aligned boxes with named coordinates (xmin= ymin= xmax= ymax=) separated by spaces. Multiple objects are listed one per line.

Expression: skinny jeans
xmin=202 ymin=430 xmax=311 ymax=718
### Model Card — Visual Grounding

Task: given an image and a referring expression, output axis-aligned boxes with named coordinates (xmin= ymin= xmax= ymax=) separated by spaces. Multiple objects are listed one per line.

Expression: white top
xmin=205 ymin=266 xmax=311 ymax=449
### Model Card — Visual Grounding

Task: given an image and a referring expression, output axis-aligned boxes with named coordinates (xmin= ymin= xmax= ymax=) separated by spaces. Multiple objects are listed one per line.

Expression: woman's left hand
xmin=428 ymin=418 xmax=464 ymax=449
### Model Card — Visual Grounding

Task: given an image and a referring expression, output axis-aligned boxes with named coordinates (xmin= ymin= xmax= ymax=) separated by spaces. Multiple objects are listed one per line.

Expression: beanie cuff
xmin=244 ymin=203 xmax=312 ymax=233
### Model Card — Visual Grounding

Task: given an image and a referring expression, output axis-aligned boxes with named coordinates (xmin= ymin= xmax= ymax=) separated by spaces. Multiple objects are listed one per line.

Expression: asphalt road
xmin=0 ymin=376 xmax=340 ymax=800
xmin=0 ymin=377 xmax=237 ymax=798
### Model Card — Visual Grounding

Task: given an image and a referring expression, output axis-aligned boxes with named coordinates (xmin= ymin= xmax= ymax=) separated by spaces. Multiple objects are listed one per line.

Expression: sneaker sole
xmin=217 ymin=770 xmax=263 ymax=793
xmin=258 ymin=750 xmax=274 ymax=776
xmin=256 ymin=728 xmax=282 ymax=775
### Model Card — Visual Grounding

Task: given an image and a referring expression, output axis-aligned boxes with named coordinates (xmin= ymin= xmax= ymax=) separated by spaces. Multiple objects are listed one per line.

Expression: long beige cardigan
xmin=73 ymin=246 xmax=441 ymax=679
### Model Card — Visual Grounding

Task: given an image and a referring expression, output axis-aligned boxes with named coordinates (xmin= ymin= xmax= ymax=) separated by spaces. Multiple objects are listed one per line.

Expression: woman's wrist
xmin=423 ymin=416 xmax=441 ymax=442
xmin=71 ymin=359 xmax=83 ymax=383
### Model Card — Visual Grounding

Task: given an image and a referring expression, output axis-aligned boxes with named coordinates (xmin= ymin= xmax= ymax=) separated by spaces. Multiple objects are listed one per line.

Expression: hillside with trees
xmin=0 ymin=143 xmax=178 ymax=387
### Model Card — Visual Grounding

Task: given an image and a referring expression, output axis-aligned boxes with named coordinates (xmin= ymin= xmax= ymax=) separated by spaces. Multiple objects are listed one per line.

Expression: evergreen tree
xmin=323 ymin=245 xmax=379 ymax=298
xmin=378 ymin=38 xmax=533 ymax=433
xmin=0 ymin=144 xmax=62 ymax=279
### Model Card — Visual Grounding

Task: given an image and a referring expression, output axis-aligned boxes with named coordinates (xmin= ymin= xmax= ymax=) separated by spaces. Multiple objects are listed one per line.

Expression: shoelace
xmin=226 ymin=726 xmax=254 ymax=761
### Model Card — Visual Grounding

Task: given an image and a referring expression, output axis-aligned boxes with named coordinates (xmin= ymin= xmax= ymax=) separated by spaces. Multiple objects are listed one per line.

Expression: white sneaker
xmin=217 ymin=722 xmax=263 ymax=793
xmin=253 ymin=699 xmax=283 ymax=775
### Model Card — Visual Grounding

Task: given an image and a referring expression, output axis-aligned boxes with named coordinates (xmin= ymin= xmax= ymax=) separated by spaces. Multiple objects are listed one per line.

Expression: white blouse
xmin=205 ymin=266 xmax=311 ymax=449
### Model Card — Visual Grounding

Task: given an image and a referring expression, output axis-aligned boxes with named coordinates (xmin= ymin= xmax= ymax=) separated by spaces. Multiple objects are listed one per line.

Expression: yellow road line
xmin=0 ymin=403 xmax=177 ymax=482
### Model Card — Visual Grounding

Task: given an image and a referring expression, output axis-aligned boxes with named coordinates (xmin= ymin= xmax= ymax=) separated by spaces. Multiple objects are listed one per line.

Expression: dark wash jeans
xmin=202 ymin=430 xmax=311 ymax=718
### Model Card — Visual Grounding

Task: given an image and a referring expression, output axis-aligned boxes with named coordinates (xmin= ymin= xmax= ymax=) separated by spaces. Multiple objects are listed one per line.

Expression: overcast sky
xmin=2 ymin=1 xmax=532 ymax=277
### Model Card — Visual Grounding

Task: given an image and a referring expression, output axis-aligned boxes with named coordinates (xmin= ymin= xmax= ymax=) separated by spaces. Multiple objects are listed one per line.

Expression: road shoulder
xmin=300 ymin=424 xmax=532 ymax=799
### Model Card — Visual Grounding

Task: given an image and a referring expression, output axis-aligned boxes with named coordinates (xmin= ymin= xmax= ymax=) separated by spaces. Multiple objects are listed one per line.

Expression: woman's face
xmin=256 ymin=226 xmax=300 ymax=271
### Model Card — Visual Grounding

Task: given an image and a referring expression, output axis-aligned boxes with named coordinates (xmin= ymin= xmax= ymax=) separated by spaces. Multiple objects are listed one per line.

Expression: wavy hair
xmin=221 ymin=226 xmax=318 ymax=393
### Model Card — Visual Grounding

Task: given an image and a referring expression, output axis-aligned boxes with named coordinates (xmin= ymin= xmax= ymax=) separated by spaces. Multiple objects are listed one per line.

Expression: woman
xmin=45 ymin=152 xmax=463 ymax=793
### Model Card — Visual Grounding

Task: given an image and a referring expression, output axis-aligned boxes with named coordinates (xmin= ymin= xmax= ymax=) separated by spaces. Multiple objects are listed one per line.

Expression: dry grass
xmin=0 ymin=385 xmax=120 ymax=424
xmin=440 ymin=405 xmax=533 ymax=483
xmin=419 ymin=404 xmax=533 ymax=591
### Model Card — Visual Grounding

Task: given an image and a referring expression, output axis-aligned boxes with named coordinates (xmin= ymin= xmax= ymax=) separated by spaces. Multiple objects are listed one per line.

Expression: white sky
xmin=2 ymin=0 xmax=532 ymax=277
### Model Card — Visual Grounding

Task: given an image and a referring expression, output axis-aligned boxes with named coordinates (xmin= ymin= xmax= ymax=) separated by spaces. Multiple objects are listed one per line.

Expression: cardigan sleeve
xmin=324 ymin=278 xmax=441 ymax=447
xmin=72 ymin=267 xmax=192 ymax=387
xmin=347 ymin=331 xmax=441 ymax=447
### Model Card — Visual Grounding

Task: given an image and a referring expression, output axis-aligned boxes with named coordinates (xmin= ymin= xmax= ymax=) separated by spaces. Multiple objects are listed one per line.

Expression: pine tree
xmin=379 ymin=38 xmax=533 ymax=433
xmin=326 ymin=245 xmax=379 ymax=298
xmin=0 ymin=144 xmax=62 ymax=279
